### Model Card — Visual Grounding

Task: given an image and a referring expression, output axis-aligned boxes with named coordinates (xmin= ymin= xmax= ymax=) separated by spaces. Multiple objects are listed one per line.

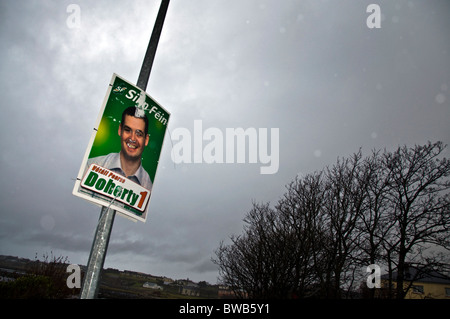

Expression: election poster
xmin=73 ymin=73 xmax=170 ymax=222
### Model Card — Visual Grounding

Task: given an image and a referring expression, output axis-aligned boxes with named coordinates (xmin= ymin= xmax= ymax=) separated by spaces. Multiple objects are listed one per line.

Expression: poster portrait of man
xmin=73 ymin=73 xmax=170 ymax=222
xmin=85 ymin=106 xmax=153 ymax=191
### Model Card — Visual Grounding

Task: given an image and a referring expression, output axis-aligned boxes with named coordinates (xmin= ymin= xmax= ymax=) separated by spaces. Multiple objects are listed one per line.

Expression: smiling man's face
xmin=118 ymin=114 xmax=149 ymax=162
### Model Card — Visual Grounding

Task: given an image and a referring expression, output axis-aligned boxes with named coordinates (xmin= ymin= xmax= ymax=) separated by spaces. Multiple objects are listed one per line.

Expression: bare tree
xmin=276 ymin=171 xmax=327 ymax=298
xmin=382 ymin=141 xmax=450 ymax=299
xmin=356 ymin=150 xmax=397 ymax=298
xmin=213 ymin=141 xmax=450 ymax=299
xmin=319 ymin=151 xmax=370 ymax=298
xmin=214 ymin=202 xmax=286 ymax=298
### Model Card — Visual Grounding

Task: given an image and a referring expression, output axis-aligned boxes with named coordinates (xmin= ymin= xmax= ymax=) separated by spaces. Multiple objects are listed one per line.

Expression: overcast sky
xmin=0 ymin=0 xmax=449 ymax=284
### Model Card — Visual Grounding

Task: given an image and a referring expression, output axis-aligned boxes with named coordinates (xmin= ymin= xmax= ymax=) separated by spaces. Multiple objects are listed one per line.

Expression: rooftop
xmin=381 ymin=267 xmax=450 ymax=284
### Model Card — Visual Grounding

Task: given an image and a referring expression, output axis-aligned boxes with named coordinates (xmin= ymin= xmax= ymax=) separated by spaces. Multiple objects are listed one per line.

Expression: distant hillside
xmin=0 ymin=255 xmax=225 ymax=299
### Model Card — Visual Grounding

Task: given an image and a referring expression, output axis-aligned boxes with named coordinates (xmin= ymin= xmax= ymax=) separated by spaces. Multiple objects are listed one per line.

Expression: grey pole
xmin=137 ymin=0 xmax=170 ymax=91
xmin=80 ymin=206 xmax=115 ymax=299
xmin=80 ymin=0 xmax=170 ymax=299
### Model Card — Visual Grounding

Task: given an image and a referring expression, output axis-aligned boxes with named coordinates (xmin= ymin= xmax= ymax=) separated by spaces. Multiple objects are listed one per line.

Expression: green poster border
xmin=88 ymin=75 xmax=170 ymax=183
xmin=72 ymin=73 xmax=170 ymax=222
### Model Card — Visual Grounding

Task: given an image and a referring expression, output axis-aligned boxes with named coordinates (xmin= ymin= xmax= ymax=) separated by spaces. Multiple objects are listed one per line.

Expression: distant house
xmin=162 ymin=277 xmax=174 ymax=285
xmin=180 ymin=286 xmax=200 ymax=297
xmin=143 ymin=282 xmax=163 ymax=290
xmin=177 ymin=279 xmax=197 ymax=287
xmin=218 ymin=286 xmax=237 ymax=299
xmin=218 ymin=285 xmax=248 ymax=299
xmin=0 ymin=275 xmax=15 ymax=283
xmin=381 ymin=266 xmax=450 ymax=299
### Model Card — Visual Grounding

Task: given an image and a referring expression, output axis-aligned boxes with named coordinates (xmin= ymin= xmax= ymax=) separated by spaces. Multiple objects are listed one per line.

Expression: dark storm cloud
xmin=0 ymin=0 xmax=449 ymax=283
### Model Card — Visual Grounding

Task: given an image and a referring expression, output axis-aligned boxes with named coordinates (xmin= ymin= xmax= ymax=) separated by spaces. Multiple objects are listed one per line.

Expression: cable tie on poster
xmin=134 ymin=90 xmax=146 ymax=118
xmin=106 ymin=186 xmax=122 ymax=211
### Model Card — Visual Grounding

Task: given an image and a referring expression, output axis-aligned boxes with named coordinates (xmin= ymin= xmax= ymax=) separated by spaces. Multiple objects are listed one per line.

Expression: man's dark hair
xmin=121 ymin=106 xmax=149 ymax=135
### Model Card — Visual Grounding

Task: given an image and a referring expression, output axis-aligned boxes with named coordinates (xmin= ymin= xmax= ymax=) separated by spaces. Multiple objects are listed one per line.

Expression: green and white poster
xmin=73 ymin=73 xmax=170 ymax=222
